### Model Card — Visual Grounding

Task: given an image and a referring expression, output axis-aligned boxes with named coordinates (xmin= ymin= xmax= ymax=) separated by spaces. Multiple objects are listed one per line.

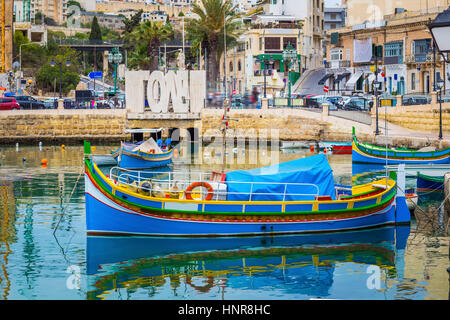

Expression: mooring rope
xmin=53 ymin=166 xmax=84 ymax=235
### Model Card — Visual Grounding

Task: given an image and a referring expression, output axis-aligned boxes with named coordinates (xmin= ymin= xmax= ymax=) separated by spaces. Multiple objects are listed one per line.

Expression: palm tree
xmin=129 ymin=21 xmax=174 ymax=72
xmin=186 ymin=0 xmax=244 ymax=88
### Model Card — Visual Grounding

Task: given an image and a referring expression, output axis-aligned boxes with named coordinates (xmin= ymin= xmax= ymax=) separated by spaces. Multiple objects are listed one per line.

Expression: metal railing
xmin=108 ymin=167 xmax=320 ymax=202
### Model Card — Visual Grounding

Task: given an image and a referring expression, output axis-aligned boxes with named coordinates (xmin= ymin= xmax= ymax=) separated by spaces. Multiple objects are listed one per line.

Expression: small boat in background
xmin=416 ymin=173 xmax=444 ymax=192
xmin=111 ymin=128 xmax=173 ymax=170
xmin=404 ymin=189 xmax=418 ymax=211
xmin=332 ymin=144 xmax=352 ymax=155
xmin=280 ymin=141 xmax=310 ymax=149
xmin=352 ymin=127 xmax=450 ymax=164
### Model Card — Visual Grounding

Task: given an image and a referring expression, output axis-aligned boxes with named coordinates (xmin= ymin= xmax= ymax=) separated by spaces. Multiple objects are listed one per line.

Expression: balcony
xmin=250 ymin=22 xmax=302 ymax=30
xmin=326 ymin=60 xmax=351 ymax=68
xmin=404 ymin=54 xmax=434 ymax=64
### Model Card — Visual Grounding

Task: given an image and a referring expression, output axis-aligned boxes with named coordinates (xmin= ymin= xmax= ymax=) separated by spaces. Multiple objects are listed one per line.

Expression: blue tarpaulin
xmin=225 ymin=154 xmax=335 ymax=201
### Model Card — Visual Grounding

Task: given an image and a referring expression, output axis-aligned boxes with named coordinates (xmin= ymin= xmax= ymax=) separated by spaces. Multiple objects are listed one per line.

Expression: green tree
xmin=89 ymin=16 xmax=103 ymax=71
xmin=35 ymin=63 xmax=80 ymax=95
xmin=123 ymin=9 xmax=143 ymax=34
xmin=89 ymin=16 xmax=102 ymax=42
xmin=186 ymin=0 xmax=244 ymax=87
xmin=129 ymin=21 xmax=173 ymax=72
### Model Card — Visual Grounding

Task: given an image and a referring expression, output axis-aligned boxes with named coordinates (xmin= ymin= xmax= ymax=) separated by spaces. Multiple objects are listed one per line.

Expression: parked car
xmin=402 ymin=95 xmax=431 ymax=106
xmin=341 ymin=97 xmax=373 ymax=111
xmin=43 ymin=98 xmax=58 ymax=109
xmin=309 ymin=96 xmax=338 ymax=110
xmin=15 ymin=95 xmax=45 ymax=109
xmin=337 ymin=96 xmax=351 ymax=108
xmin=0 ymin=97 xmax=21 ymax=110
xmin=326 ymin=96 xmax=342 ymax=106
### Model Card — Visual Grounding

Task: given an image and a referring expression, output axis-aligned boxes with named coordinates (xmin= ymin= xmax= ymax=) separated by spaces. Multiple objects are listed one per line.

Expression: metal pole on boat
xmin=385 ymin=99 xmax=388 ymax=188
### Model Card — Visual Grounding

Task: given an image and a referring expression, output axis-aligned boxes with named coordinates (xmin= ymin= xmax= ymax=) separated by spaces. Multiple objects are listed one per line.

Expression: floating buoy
xmin=16 ymin=143 xmax=19 ymax=151
xmin=61 ymin=144 xmax=66 ymax=150
xmin=174 ymin=149 xmax=179 ymax=158
xmin=41 ymin=164 xmax=47 ymax=168
xmin=41 ymin=158 xmax=48 ymax=165
xmin=91 ymin=146 xmax=96 ymax=152
xmin=310 ymin=145 xmax=314 ymax=153
xmin=39 ymin=142 xmax=43 ymax=151
xmin=324 ymin=148 xmax=327 ymax=154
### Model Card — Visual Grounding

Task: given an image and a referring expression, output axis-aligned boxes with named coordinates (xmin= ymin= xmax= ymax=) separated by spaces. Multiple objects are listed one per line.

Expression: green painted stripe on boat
xmin=417 ymin=173 xmax=444 ymax=183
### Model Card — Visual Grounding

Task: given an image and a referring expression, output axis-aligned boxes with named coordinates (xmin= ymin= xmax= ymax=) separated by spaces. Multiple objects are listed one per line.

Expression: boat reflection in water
xmin=86 ymin=226 xmax=410 ymax=300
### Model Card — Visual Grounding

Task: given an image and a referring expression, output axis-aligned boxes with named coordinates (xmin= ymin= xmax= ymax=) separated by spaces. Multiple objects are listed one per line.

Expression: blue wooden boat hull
xmin=85 ymin=173 xmax=396 ymax=237
xmin=112 ymin=147 xmax=173 ymax=169
xmin=352 ymin=145 xmax=450 ymax=165
xmin=416 ymin=175 xmax=444 ymax=191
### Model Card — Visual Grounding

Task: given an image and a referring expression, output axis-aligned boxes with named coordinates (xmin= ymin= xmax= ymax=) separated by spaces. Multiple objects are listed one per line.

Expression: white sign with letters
xmin=125 ymin=70 xmax=206 ymax=115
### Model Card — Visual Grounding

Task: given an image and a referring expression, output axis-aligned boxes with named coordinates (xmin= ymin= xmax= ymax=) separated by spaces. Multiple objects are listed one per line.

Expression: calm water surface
xmin=0 ymin=143 xmax=448 ymax=300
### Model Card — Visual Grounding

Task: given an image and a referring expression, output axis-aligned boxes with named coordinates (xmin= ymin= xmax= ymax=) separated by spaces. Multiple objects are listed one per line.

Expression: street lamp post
xmin=50 ymin=58 xmax=71 ymax=99
xmin=282 ymin=42 xmax=297 ymax=107
xmin=255 ymin=56 xmax=274 ymax=98
xmin=428 ymin=7 xmax=450 ymax=140
xmin=437 ymin=78 xmax=444 ymax=139
xmin=374 ymin=81 xmax=381 ymax=135
xmin=108 ymin=47 xmax=123 ymax=96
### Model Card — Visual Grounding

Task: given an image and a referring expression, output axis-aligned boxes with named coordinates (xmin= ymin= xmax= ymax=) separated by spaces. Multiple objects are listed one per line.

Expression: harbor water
xmin=0 ymin=143 xmax=448 ymax=300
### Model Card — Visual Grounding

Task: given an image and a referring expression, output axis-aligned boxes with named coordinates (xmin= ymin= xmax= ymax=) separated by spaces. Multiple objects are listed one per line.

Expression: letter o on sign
xmin=147 ymin=71 xmax=168 ymax=113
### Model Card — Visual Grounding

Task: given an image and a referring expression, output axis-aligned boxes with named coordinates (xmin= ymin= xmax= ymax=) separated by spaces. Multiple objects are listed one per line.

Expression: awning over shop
xmin=318 ymin=74 xmax=333 ymax=85
xmin=367 ymin=74 xmax=376 ymax=84
xmin=345 ymin=71 xmax=363 ymax=88
xmin=335 ymin=73 xmax=351 ymax=82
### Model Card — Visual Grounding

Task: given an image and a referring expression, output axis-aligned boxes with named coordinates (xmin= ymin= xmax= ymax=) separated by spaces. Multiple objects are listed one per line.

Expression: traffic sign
xmin=323 ymin=85 xmax=329 ymax=93
xmin=89 ymin=71 xmax=103 ymax=79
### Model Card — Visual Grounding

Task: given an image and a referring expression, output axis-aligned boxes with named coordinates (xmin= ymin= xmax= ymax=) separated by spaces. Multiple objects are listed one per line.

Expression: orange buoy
xmin=185 ymin=182 xmax=214 ymax=201
xmin=41 ymin=158 xmax=48 ymax=165
xmin=174 ymin=148 xmax=179 ymax=158
xmin=310 ymin=145 xmax=314 ymax=153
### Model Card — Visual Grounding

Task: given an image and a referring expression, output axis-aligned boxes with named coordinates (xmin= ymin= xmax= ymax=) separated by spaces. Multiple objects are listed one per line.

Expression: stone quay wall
xmin=376 ymin=101 xmax=450 ymax=134
xmin=0 ymin=109 xmax=128 ymax=144
xmin=0 ymin=106 xmax=449 ymax=149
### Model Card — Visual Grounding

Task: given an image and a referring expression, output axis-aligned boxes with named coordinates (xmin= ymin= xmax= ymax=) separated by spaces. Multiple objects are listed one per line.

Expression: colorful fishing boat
xmin=111 ymin=128 xmax=173 ymax=169
xmin=416 ymin=173 xmax=444 ymax=192
xmin=85 ymin=144 xmax=401 ymax=237
xmin=352 ymin=127 xmax=450 ymax=164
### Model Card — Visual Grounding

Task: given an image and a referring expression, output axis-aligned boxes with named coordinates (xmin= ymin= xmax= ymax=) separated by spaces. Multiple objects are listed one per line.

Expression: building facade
xmin=29 ymin=0 xmax=69 ymax=25
xmin=263 ymin=0 xmax=325 ymax=71
xmin=79 ymin=12 xmax=126 ymax=30
xmin=343 ymin=0 xmax=446 ymax=26
xmin=324 ymin=9 xmax=448 ymax=96
xmin=219 ymin=15 xmax=304 ymax=97
xmin=324 ymin=6 xmax=345 ymax=30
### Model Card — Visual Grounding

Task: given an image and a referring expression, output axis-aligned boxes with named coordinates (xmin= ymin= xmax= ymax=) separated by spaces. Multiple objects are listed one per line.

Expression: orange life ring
xmin=185 ymin=275 xmax=215 ymax=293
xmin=185 ymin=182 xmax=214 ymax=201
